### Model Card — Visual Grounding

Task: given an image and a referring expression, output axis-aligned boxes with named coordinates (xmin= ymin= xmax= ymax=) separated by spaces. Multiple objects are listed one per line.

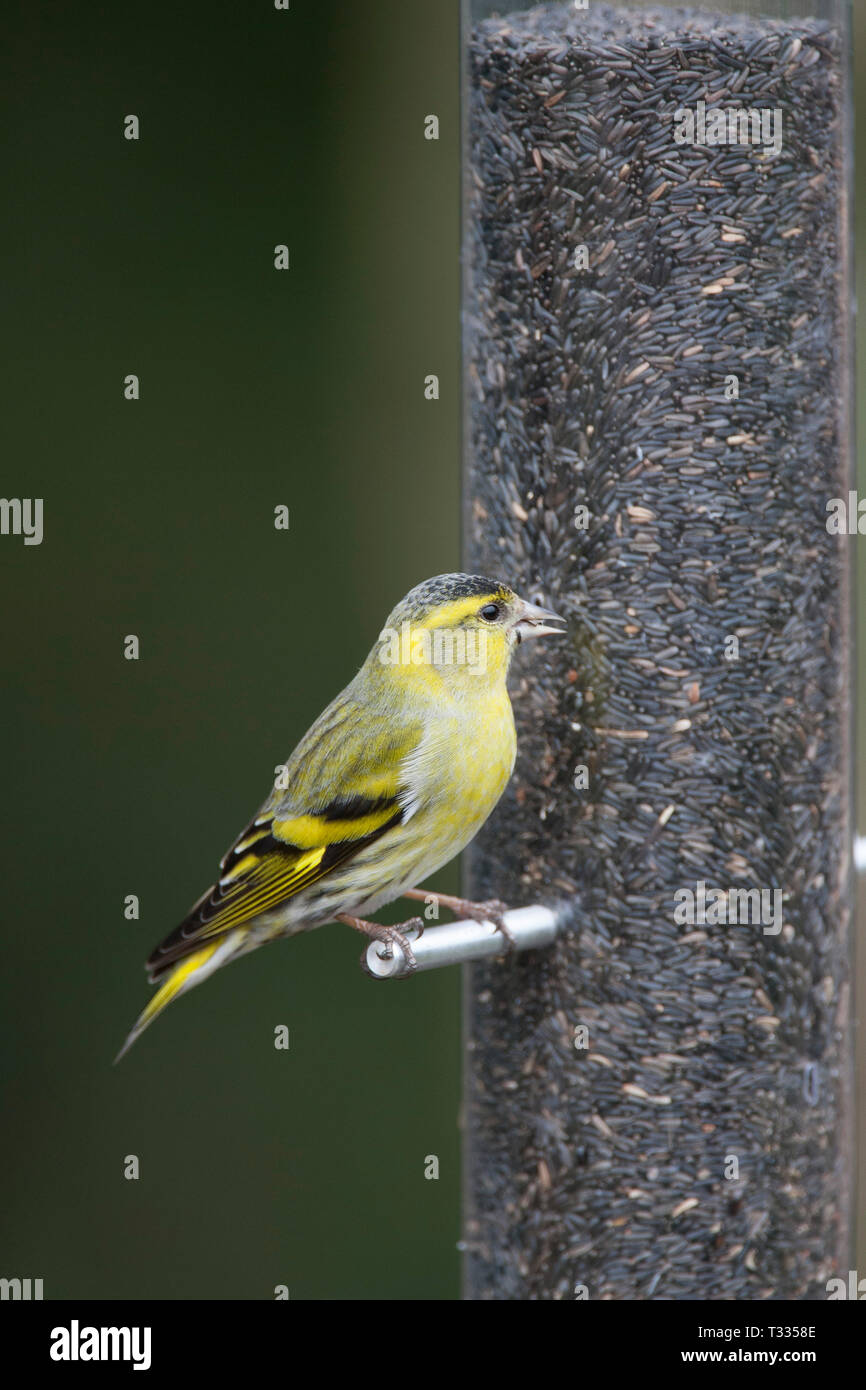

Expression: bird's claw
xmin=339 ymin=910 xmax=421 ymax=973
xmin=368 ymin=918 xmax=422 ymax=970
xmin=456 ymin=897 xmax=517 ymax=951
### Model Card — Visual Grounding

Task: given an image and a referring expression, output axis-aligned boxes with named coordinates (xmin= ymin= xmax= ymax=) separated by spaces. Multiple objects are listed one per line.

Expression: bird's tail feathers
xmin=115 ymin=929 xmax=243 ymax=1063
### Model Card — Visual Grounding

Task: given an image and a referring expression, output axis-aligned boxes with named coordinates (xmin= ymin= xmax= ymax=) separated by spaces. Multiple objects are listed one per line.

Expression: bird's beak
xmin=512 ymin=596 xmax=566 ymax=642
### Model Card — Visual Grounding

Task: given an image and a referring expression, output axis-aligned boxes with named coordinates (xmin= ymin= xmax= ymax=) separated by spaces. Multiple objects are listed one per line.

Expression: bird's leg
xmin=336 ymin=913 xmax=421 ymax=970
xmin=401 ymin=889 xmax=517 ymax=950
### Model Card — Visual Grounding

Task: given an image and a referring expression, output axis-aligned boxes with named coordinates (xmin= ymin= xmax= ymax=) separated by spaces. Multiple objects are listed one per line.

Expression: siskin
xmin=117 ymin=573 xmax=563 ymax=1059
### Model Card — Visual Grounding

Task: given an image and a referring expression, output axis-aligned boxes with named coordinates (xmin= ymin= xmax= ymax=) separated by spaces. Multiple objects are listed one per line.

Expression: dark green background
xmin=1 ymin=1 xmax=462 ymax=1299
xmin=1 ymin=0 xmax=862 ymax=1300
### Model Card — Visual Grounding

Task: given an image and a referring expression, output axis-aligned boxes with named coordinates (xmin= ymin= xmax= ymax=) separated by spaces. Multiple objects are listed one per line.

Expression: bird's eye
xmin=479 ymin=602 xmax=501 ymax=621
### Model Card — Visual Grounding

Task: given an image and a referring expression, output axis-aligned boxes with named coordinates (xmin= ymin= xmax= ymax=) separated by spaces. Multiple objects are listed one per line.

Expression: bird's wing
xmin=146 ymin=686 xmax=423 ymax=980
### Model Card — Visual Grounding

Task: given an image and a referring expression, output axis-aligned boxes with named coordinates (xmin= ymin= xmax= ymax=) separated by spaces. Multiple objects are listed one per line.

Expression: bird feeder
xmin=461 ymin=0 xmax=854 ymax=1300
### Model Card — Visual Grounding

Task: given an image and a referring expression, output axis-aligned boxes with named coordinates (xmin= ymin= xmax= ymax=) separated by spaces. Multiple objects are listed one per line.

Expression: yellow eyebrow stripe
xmin=413 ymin=593 xmax=502 ymax=631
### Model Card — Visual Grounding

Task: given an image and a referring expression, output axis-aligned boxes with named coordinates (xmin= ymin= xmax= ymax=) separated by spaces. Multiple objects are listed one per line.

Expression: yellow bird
xmin=117 ymin=573 xmax=563 ymax=1059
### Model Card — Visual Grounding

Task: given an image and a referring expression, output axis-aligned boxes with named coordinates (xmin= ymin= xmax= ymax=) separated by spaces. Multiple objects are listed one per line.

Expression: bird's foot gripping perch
xmin=402 ymin=889 xmax=517 ymax=950
xmin=336 ymin=912 xmax=424 ymax=971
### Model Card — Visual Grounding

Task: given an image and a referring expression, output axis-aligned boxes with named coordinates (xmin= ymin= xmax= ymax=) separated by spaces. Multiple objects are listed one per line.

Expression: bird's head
xmin=366 ymin=572 xmax=565 ymax=699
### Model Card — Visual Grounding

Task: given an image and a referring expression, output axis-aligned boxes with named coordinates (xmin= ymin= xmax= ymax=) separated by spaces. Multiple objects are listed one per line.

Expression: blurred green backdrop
xmin=1 ymin=0 xmax=462 ymax=1299
xmin=1 ymin=0 xmax=863 ymax=1300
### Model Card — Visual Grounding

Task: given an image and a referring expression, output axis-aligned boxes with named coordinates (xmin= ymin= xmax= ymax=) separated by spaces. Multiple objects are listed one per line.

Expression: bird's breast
xmin=403 ymin=687 xmax=516 ymax=842
xmin=313 ymin=689 xmax=517 ymax=920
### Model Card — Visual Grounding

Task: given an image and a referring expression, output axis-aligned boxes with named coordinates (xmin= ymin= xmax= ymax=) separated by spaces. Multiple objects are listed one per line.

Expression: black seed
xmin=463 ymin=1 xmax=851 ymax=1303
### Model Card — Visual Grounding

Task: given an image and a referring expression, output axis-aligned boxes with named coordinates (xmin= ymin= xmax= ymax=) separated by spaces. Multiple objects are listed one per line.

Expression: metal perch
xmin=361 ymin=904 xmax=563 ymax=979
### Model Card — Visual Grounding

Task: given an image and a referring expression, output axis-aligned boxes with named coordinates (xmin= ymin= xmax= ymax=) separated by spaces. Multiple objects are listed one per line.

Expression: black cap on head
xmin=400 ymin=572 xmax=513 ymax=618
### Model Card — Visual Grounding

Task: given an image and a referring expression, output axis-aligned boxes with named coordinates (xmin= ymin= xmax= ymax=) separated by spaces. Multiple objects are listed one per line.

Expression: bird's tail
xmin=115 ymin=929 xmax=244 ymax=1063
